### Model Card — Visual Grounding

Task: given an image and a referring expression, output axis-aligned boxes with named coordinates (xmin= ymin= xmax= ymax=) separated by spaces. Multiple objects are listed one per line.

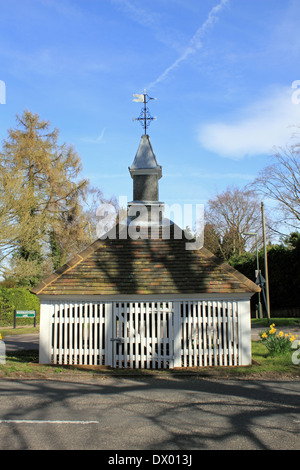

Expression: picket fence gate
xmin=39 ymin=299 xmax=251 ymax=367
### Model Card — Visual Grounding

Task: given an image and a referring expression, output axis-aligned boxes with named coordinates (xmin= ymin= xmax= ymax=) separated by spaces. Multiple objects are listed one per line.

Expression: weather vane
xmin=133 ymin=90 xmax=157 ymax=135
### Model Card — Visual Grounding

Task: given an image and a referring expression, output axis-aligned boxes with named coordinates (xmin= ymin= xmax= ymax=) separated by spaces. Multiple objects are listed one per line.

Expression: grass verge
xmin=251 ymin=318 xmax=300 ymax=327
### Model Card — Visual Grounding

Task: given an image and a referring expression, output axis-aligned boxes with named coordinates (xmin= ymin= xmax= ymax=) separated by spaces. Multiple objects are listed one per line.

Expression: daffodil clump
xmin=260 ymin=323 xmax=298 ymax=356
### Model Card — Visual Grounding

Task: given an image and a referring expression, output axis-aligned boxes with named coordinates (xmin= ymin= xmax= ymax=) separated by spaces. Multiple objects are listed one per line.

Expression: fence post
xmin=105 ymin=302 xmax=113 ymax=367
xmin=39 ymin=303 xmax=52 ymax=364
xmin=238 ymin=300 xmax=252 ymax=366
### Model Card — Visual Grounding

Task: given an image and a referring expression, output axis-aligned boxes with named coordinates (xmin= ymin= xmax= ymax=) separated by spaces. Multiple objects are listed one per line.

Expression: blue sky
xmin=0 ymin=0 xmax=300 ymax=211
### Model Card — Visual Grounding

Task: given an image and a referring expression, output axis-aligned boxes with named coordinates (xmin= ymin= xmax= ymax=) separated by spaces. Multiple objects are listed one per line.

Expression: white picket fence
xmin=40 ymin=299 xmax=250 ymax=367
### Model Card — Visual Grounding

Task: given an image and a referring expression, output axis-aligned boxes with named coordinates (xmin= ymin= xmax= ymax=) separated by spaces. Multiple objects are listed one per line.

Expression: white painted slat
xmin=207 ymin=301 xmax=211 ymax=367
xmin=64 ymin=304 xmax=69 ymax=365
xmin=145 ymin=303 xmax=149 ymax=368
xmin=192 ymin=302 xmax=197 ymax=367
xmin=157 ymin=305 xmax=161 ymax=368
xmin=73 ymin=304 xmax=77 ymax=365
xmin=84 ymin=303 xmax=88 ymax=365
xmin=181 ymin=303 xmax=185 ymax=367
xmin=228 ymin=302 xmax=233 ymax=366
xmin=202 ymin=302 xmax=207 ymax=366
xmin=90 ymin=303 xmax=94 ymax=365
xmin=129 ymin=303 xmax=134 ymax=368
xmin=114 ymin=303 xmax=119 ymax=367
xmin=58 ymin=303 xmax=63 ymax=364
xmin=224 ymin=303 xmax=228 ymax=367
xmin=197 ymin=302 xmax=202 ymax=367
xmin=79 ymin=303 xmax=83 ymax=365
xmin=211 ymin=302 xmax=216 ymax=366
xmin=162 ymin=304 xmax=166 ymax=368
xmin=140 ymin=303 xmax=145 ymax=368
xmin=70 ymin=304 xmax=74 ymax=364
xmin=99 ymin=303 xmax=103 ymax=365
xmin=187 ymin=302 xmax=191 ymax=367
xmin=217 ymin=302 xmax=223 ymax=366
xmin=124 ymin=304 xmax=128 ymax=368
xmin=95 ymin=304 xmax=99 ymax=365
xmin=165 ymin=305 xmax=170 ymax=368
xmin=136 ymin=302 xmax=140 ymax=368
xmin=121 ymin=304 xmax=125 ymax=368
xmin=151 ymin=302 xmax=156 ymax=368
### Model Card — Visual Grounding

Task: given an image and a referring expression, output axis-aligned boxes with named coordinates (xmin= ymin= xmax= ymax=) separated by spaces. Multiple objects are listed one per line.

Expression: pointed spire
xmin=129 ymin=134 xmax=162 ymax=175
xmin=129 ymin=135 xmax=162 ymax=203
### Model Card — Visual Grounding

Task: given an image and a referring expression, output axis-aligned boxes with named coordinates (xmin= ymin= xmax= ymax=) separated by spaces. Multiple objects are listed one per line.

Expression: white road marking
xmin=0 ymin=419 xmax=99 ymax=424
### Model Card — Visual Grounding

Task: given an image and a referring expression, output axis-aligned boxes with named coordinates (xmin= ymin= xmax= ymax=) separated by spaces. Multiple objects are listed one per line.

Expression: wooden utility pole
xmin=261 ymin=202 xmax=271 ymax=321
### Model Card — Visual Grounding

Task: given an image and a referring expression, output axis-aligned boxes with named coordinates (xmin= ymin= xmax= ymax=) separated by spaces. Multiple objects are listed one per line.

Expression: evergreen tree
xmin=0 ymin=110 xmax=89 ymax=285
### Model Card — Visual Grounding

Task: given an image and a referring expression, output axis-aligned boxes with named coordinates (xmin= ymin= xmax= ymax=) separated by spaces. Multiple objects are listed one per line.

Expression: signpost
xmin=14 ymin=310 xmax=36 ymax=328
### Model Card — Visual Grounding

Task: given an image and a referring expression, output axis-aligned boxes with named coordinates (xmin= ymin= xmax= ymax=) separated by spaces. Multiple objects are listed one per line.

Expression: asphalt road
xmin=0 ymin=376 xmax=299 ymax=451
xmin=4 ymin=334 xmax=39 ymax=352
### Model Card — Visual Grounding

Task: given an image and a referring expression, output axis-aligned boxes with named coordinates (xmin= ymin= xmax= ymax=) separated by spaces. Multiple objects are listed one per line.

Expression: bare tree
xmin=251 ymin=143 xmax=300 ymax=232
xmin=205 ymin=186 xmax=265 ymax=259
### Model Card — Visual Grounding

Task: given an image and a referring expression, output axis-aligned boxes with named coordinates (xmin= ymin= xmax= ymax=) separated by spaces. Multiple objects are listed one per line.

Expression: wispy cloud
xmin=81 ymin=128 xmax=107 ymax=144
xmin=109 ymin=0 xmax=183 ymax=53
xmin=198 ymin=85 xmax=300 ymax=159
xmin=147 ymin=0 xmax=229 ymax=90
xmin=109 ymin=0 xmax=160 ymax=29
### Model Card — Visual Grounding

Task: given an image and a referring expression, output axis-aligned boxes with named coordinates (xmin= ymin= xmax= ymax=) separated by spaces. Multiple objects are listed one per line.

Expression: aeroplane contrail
xmin=147 ymin=0 xmax=229 ymax=90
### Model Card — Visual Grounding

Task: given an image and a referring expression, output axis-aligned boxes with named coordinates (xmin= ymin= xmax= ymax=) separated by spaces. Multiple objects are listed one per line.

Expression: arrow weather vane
xmin=133 ymin=90 xmax=157 ymax=135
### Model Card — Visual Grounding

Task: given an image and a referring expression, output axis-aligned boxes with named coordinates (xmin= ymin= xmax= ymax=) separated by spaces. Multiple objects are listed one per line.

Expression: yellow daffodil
xmin=262 ymin=332 xmax=268 ymax=339
xmin=278 ymin=331 xmax=284 ymax=337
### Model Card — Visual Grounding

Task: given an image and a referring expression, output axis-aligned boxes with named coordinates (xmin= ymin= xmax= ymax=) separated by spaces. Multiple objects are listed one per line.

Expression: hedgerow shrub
xmin=0 ymin=288 xmax=40 ymax=326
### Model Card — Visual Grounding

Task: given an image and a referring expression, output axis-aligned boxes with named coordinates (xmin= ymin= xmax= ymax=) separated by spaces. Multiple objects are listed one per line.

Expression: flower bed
xmin=260 ymin=323 xmax=298 ymax=356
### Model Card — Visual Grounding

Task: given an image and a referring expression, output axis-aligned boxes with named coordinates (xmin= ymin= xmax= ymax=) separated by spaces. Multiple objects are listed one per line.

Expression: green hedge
xmin=0 ymin=288 xmax=40 ymax=326
xmin=229 ymin=234 xmax=300 ymax=314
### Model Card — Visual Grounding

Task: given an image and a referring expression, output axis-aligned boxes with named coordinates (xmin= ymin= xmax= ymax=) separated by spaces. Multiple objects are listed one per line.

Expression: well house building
xmin=31 ymin=133 xmax=260 ymax=369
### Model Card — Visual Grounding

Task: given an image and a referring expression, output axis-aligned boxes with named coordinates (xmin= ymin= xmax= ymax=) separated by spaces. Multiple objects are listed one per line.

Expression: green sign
xmin=14 ymin=309 xmax=37 ymax=328
xmin=15 ymin=310 xmax=36 ymax=318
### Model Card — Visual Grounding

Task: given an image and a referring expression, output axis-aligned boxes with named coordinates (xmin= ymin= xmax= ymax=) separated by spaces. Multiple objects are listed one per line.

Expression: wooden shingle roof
xmin=31 ymin=223 xmax=260 ymax=296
